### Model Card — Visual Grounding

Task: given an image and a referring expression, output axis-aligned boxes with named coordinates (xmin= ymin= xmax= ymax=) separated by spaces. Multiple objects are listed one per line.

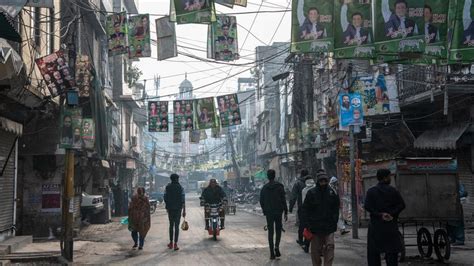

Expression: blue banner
xmin=339 ymin=92 xmax=364 ymax=128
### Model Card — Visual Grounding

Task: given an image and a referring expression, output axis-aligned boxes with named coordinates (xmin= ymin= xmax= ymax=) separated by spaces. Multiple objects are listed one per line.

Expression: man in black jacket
xmin=201 ymin=179 xmax=227 ymax=229
xmin=164 ymin=173 xmax=186 ymax=250
xmin=302 ymin=171 xmax=340 ymax=266
xmin=364 ymin=169 xmax=405 ymax=266
xmin=260 ymin=169 xmax=288 ymax=260
xmin=289 ymin=169 xmax=309 ymax=246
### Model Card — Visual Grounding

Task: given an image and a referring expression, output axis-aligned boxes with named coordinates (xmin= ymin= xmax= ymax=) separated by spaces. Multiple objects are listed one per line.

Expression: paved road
xmin=74 ymin=194 xmax=366 ymax=265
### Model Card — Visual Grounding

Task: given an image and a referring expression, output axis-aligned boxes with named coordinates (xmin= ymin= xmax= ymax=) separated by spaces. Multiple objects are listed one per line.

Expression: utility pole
xmin=349 ymin=125 xmax=359 ymax=239
xmin=62 ymin=149 xmax=75 ymax=261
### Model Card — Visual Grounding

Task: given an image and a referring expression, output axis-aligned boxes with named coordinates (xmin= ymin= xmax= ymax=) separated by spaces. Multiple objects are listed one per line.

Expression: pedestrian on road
xmin=302 ymin=171 xmax=339 ymax=266
xmin=164 ymin=173 xmax=186 ymax=251
xmin=364 ymin=169 xmax=406 ymax=266
xmin=128 ymin=187 xmax=151 ymax=250
xmin=300 ymin=175 xmax=315 ymax=253
xmin=289 ymin=169 xmax=309 ymax=247
xmin=201 ymin=179 xmax=227 ymax=229
xmin=329 ymin=176 xmax=350 ymax=235
xmin=260 ymin=169 xmax=288 ymax=260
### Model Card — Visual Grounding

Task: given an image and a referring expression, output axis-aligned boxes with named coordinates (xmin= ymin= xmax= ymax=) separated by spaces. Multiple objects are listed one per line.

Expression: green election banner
xmin=128 ymin=14 xmax=151 ymax=59
xmin=334 ymin=0 xmax=375 ymax=59
xmin=291 ymin=0 xmax=334 ymax=53
xmin=106 ymin=12 xmax=128 ymax=56
xmin=173 ymin=0 xmax=216 ymax=24
xmin=374 ymin=0 xmax=425 ymax=54
xmin=449 ymin=0 xmax=474 ymax=62
xmin=422 ymin=0 xmax=448 ymax=61
xmin=195 ymin=97 xmax=218 ymax=130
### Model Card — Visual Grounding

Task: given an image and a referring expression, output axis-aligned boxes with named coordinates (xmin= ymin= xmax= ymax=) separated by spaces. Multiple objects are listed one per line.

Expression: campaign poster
xmin=217 ymin=93 xmax=241 ymax=127
xmin=81 ymin=118 xmax=95 ymax=150
xmin=173 ymin=0 xmax=216 ymax=24
xmin=422 ymin=0 xmax=448 ymax=60
xmin=291 ymin=0 xmax=334 ymax=53
xmin=41 ymin=184 xmax=61 ymax=212
xmin=35 ymin=50 xmax=75 ymax=97
xmin=334 ymin=0 xmax=375 ymax=59
xmin=174 ymin=100 xmax=194 ymax=131
xmin=449 ymin=0 xmax=474 ymax=62
xmin=149 ymin=101 xmax=169 ymax=132
xmin=352 ymin=74 xmax=400 ymax=116
xmin=128 ymin=14 xmax=151 ymax=59
xmin=156 ymin=16 xmax=178 ymax=60
xmin=339 ymin=92 xmax=364 ymax=128
xmin=210 ymin=15 xmax=239 ymax=61
xmin=234 ymin=0 xmax=247 ymax=7
xmin=196 ymin=97 xmax=217 ymax=129
xmin=106 ymin=12 xmax=128 ymax=56
xmin=374 ymin=0 xmax=425 ymax=54
xmin=60 ymin=107 xmax=82 ymax=149
xmin=76 ymin=55 xmax=91 ymax=97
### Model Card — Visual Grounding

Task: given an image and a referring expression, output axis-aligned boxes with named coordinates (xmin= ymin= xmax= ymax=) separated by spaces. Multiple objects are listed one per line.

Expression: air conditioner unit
xmin=131 ymin=136 xmax=137 ymax=147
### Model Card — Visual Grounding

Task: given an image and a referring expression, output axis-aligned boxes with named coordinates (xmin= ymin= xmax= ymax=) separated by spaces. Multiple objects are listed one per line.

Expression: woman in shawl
xmin=128 ymin=187 xmax=151 ymax=250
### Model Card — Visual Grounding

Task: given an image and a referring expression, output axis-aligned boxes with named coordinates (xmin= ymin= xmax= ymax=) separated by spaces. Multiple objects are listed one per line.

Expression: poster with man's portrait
xmin=209 ymin=15 xmax=239 ymax=61
xmin=334 ymin=0 xmax=375 ymax=59
xmin=35 ymin=50 xmax=75 ymax=97
xmin=174 ymin=100 xmax=194 ymax=131
xmin=107 ymin=12 xmax=128 ymax=56
xmin=76 ymin=55 xmax=91 ymax=97
xmin=448 ymin=0 xmax=474 ymax=62
xmin=339 ymin=92 xmax=364 ymax=129
xmin=81 ymin=118 xmax=95 ymax=150
xmin=352 ymin=74 xmax=400 ymax=116
xmin=60 ymin=107 xmax=82 ymax=149
xmin=173 ymin=0 xmax=216 ymax=24
xmin=217 ymin=93 xmax=241 ymax=127
xmin=291 ymin=0 xmax=334 ymax=53
xmin=148 ymin=101 xmax=169 ymax=132
xmin=196 ymin=97 xmax=217 ymax=129
xmin=374 ymin=0 xmax=425 ymax=54
xmin=128 ymin=14 xmax=151 ymax=59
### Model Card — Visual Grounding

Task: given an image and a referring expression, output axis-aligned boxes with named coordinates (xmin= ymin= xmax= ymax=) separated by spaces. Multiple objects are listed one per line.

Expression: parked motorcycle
xmin=206 ymin=203 xmax=222 ymax=240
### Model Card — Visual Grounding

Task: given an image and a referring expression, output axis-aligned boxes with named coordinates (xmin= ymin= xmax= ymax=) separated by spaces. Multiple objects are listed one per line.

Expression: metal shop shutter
xmin=0 ymin=130 xmax=16 ymax=232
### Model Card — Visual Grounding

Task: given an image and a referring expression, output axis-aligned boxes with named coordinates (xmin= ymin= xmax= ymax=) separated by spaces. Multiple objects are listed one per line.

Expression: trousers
xmin=310 ymin=233 xmax=335 ymax=266
xmin=265 ymin=213 xmax=283 ymax=255
xmin=168 ymin=209 xmax=181 ymax=243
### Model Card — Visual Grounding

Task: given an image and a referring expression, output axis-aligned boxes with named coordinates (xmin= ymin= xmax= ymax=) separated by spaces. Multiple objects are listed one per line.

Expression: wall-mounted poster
xmin=42 ymin=184 xmax=61 ymax=212
xmin=128 ymin=14 xmax=151 ymax=59
xmin=449 ymin=0 xmax=474 ymax=62
xmin=353 ymin=74 xmax=400 ymax=116
xmin=149 ymin=101 xmax=169 ymax=132
xmin=35 ymin=50 xmax=75 ymax=97
xmin=81 ymin=118 xmax=95 ymax=150
xmin=209 ymin=15 xmax=239 ymax=61
xmin=76 ymin=55 xmax=91 ymax=97
xmin=334 ymin=0 xmax=375 ymax=59
xmin=339 ymin=92 xmax=364 ymax=128
xmin=196 ymin=97 xmax=217 ymax=129
xmin=374 ymin=0 xmax=425 ymax=54
xmin=174 ymin=100 xmax=194 ymax=131
xmin=60 ymin=107 xmax=82 ymax=149
xmin=291 ymin=0 xmax=334 ymax=53
xmin=106 ymin=12 xmax=128 ymax=56
xmin=173 ymin=0 xmax=216 ymax=24
xmin=217 ymin=93 xmax=241 ymax=127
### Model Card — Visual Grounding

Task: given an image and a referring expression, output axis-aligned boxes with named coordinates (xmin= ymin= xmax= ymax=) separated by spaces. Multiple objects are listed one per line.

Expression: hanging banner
xmin=234 ymin=0 xmax=247 ymax=7
xmin=449 ymin=0 xmax=474 ymax=62
xmin=60 ymin=107 xmax=82 ymax=149
xmin=156 ymin=16 xmax=178 ymax=60
xmin=106 ymin=12 xmax=128 ymax=56
xmin=216 ymin=0 xmax=234 ymax=8
xmin=35 ymin=50 xmax=75 ymax=97
xmin=339 ymin=92 xmax=364 ymax=128
xmin=291 ymin=0 xmax=334 ymax=53
xmin=76 ymin=55 xmax=92 ymax=97
xmin=173 ymin=130 xmax=182 ymax=143
xmin=128 ymin=14 xmax=151 ymax=59
xmin=374 ymin=0 xmax=425 ymax=55
xmin=421 ymin=0 xmax=448 ymax=61
xmin=217 ymin=93 xmax=241 ymax=127
xmin=352 ymin=74 xmax=400 ymax=116
xmin=334 ymin=0 xmax=375 ymax=59
xmin=209 ymin=15 xmax=239 ymax=61
xmin=174 ymin=100 xmax=195 ymax=131
xmin=196 ymin=97 xmax=217 ymax=129
xmin=173 ymin=0 xmax=216 ymax=24
xmin=81 ymin=118 xmax=95 ymax=150
xmin=149 ymin=101 xmax=169 ymax=132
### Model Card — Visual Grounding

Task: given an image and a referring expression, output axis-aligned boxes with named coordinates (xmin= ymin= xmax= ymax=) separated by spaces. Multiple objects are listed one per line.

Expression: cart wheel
xmin=417 ymin=227 xmax=433 ymax=258
xmin=434 ymin=229 xmax=451 ymax=262
xmin=398 ymin=231 xmax=406 ymax=262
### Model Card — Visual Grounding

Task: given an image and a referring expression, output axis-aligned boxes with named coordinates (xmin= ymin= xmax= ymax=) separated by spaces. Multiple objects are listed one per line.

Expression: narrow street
xmin=73 ymin=195 xmax=365 ymax=265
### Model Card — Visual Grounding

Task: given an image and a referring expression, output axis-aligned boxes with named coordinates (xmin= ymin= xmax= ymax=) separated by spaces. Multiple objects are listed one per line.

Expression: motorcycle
xmin=206 ymin=203 xmax=222 ymax=240
xmin=149 ymin=199 xmax=158 ymax=214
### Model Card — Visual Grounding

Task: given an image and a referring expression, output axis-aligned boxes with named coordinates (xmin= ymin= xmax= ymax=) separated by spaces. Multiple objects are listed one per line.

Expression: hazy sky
xmin=135 ymin=0 xmax=291 ymax=100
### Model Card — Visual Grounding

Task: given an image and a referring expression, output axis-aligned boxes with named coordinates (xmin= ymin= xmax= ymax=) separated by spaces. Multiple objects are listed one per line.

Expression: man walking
xmin=260 ymin=169 xmax=288 ymax=260
xmin=364 ymin=169 xmax=406 ymax=266
xmin=164 ymin=173 xmax=186 ymax=251
xmin=302 ymin=171 xmax=340 ymax=266
xmin=289 ymin=169 xmax=309 ymax=247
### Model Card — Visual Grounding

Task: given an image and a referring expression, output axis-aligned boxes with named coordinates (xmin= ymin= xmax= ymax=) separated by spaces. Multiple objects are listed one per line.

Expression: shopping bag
xmin=181 ymin=220 xmax=189 ymax=231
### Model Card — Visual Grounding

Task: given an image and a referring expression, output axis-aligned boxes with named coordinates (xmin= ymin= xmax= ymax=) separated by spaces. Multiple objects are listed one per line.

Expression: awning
xmin=414 ymin=123 xmax=469 ymax=150
xmin=0 ymin=116 xmax=22 ymax=136
xmin=0 ymin=38 xmax=23 ymax=79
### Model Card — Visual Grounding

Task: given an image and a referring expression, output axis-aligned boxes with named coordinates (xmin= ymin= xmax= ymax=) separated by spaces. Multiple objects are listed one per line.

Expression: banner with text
xmin=128 ymin=14 xmax=151 ymax=59
xmin=217 ymin=93 xmax=241 ymax=127
xmin=107 ymin=12 xmax=128 ymax=56
xmin=173 ymin=0 xmax=216 ymax=24
xmin=149 ymin=101 xmax=169 ymax=132
xmin=174 ymin=100 xmax=195 ymax=131
xmin=196 ymin=97 xmax=218 ymax=129
xmin=339 ymin=92 xmax=364 ymax=128
xmin=60 ymin=107 xmax=82 ymax=149
xmin=449 ymin=0 xmax=474 ymax=62
xmin=352 ymin=74 xmax=400 ymax=116
xmin=35 ymin=50 xmax=75 ymax=97
xmin=76 ymin=55 xmax=92 ymax=97
xmin=209 ymin=15 xmax=239 ymax=61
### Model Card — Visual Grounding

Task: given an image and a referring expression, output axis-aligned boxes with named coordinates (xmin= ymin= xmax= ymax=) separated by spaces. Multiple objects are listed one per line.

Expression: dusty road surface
xmin=73 ymin=194 xmax=365 ymax=265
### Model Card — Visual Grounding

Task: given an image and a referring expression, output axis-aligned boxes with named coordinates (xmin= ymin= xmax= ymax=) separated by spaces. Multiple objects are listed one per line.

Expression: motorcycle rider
xmin=201 ymin=179 xmax=227 ymax=230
